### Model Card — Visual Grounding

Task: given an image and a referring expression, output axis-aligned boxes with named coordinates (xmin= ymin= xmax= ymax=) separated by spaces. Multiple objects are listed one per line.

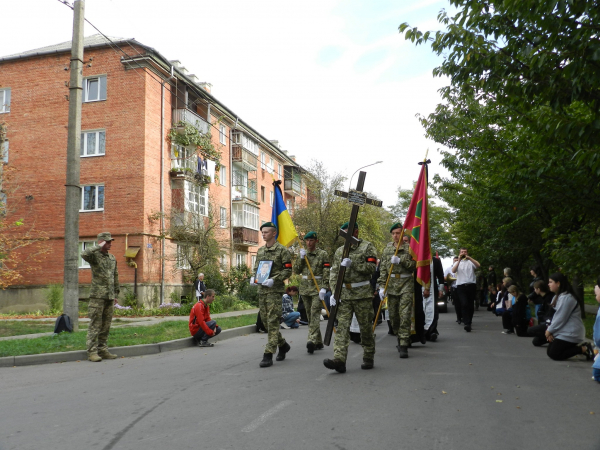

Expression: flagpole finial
xmin=424 ymin=148 xmax=429 ymax=160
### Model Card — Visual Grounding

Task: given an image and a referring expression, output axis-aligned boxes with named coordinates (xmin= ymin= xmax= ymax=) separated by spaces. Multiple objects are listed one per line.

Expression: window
xmin=78 ymin=241 xmax=97 ymax=268
xmin=260 ymin=152 xmax=265 ymax=170
xmin=1 ymin=140 xmax=8 ymax=164
xmin=251 ymin=255 xmax=257 ymax=269
xmin=266 ymin=157 xmax=274 ymax=174
xmin=0 ymin=88 xmax=11 ymax=113
xmin=184 ymin=181 xmax=207 ymax=216
xmin=286 ymin=199 xmax=291 ymax=210
xmin=232 ymin=203 xmax=259 ymax=230
xmin=278 ymin=163 xmax=282 ymax=179
xmin=220 ymin=207 xmax=227 ymax=228
xmin=80 ymin=130 xmax=105 ymax=157
xmin=219 ymin=124 xmax=227 ymax=145
xmin=176 ymin=244 xmax=191 ymax=270
xmin=236 ymin=253 xmax=246 ymax=267
xmin=220 ymin=254 xmax=228 ymax=271
xmin=270 ymin=191 xmax=274 ymax=207
xmin=80 ymin=185 xmax=104 ymax=211
xmin=261 ymin=186 xmax=265 ymax=202
xmin=220 ymin=166 xmax=226 ymax=186
xmin=83 ymin=76 xmax=107 ymax=102
xmin=0 ymin=192 xmax=7 ymax=214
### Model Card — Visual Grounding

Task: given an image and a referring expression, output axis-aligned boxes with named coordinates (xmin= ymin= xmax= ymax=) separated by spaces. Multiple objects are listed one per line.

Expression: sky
xmin=1 ymin=0 xmax=454 ymax=211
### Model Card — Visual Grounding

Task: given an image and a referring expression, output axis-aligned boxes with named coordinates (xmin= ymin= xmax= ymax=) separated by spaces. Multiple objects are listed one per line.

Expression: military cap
xmin=389 ymin=222 xmax=401 ymax=233
xmin=303 ymin=231 xmax=318 ymax=240
xmin=340 ymin=221 xmax=359 ymax=230
xmin=260 ymin=222 xmax=277 ymax=230
xmin=97 ymin=232 xmax=115 ymax=242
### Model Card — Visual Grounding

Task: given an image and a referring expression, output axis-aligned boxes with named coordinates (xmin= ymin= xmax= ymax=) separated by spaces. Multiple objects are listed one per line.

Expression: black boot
xmin=323 ymin=358 xmax=346 ymax=373
xmin=315 ymin=343 xmax=324 ymax=350
xmin=361 ymin=358 xmax=374 ymax=370
xmin=276 ymin=342 xmax=291 ymax=361
xmin=259 ymin=353 xmax=273 ymax=368
xmin=387 ymin=320 xmax=395 ymax=335
xmin=399 ymin=346 xmax=408 ymax=359
xmin=307 ymin=341 xmax=315 ymax=354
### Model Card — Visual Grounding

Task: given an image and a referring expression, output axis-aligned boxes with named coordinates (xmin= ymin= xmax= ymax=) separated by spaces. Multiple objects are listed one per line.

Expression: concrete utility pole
xmin=63 ymin=0 xmax=85 ymax=331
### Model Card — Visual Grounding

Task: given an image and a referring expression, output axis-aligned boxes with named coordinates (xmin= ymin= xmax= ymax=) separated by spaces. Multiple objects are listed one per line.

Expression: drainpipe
xmin=160 ymin=82 xmax=165 ymax=305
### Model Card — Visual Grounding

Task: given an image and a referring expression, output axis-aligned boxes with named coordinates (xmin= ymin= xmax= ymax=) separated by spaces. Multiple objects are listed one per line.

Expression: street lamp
xmin=349 ymin=161 xmax=382 ymax=191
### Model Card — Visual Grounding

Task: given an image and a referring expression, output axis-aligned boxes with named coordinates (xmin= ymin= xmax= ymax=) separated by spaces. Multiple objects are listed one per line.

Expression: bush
xmin=203 ymin=264 xmax=226 ymax=295
xmin=45 ymin=284 xmax=63 ymax=313
xmin=237 ymin=283 xmax=259 ymax=306
xmin=121 ymin=286 xmax=138 ymax=309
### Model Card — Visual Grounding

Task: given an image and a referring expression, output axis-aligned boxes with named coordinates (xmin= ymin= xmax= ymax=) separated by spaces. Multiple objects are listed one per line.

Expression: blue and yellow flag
xmin=271 ymin=181 xmax=298 ymax=247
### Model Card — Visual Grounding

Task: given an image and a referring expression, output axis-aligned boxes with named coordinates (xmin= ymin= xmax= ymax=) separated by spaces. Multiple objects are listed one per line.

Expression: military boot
xmin=88 ymin=353 xmax=102 ymax=362
xmin=306 ymin=341 xmax=316 ymax=354
xmin=276 ymin=342 xmax=291 ymax=361
xmin=259 ymin=353 xmax=273 ymax=368
xmin=361 ymin=358 xmax=374 ymax=370
xmin=399 ymin=346 xmax=409 ymax=359
xmin=315 ymin=343 xmax=324 ymax=350
xmin=98 ymin=350 xmax=118 ymax=359
xmin=323 ymin=358 xmax=346 ymax=373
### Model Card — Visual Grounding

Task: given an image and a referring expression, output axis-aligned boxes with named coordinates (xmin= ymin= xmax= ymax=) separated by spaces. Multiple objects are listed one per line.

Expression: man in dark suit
xmin=423 ymin=255 xmax=445 ymax=341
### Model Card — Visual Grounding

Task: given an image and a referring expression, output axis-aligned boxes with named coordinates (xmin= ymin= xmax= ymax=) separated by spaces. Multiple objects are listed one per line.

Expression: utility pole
xmin=63 ymin=0 xmax=85 ymax=331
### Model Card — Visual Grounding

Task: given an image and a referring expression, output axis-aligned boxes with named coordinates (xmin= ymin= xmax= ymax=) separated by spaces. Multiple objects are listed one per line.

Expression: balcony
xmin=173 ymin=108 xmax=209 ymax=135
xmin=232 ymin=146 xmax=258 ymax=172
xmin=232 ymin=171 xmax=258 ymax=203
xmin=284 ymin=178 xmax=302 ymax=195
xmin=233 ymin=227 xmax=259 ymax=246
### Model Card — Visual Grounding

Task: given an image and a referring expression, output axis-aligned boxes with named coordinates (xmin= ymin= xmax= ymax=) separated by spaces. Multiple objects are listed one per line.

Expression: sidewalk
xmin=0 ymin=308 xmax=259 ymax=342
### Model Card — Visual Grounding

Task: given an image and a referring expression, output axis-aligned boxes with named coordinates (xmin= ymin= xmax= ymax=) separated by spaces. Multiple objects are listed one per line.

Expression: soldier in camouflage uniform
xmin=378 ymin=223 xmax=416 ymax=358
xmin=81 ymin=232 xmax=120 ymax=362
xmin=323 ymin=222 xmax=378 ymax=373
xmin=252 ymin=222 xmax=293 ymax=368
xmin=295 ymin=231 xmax=330 ymax=354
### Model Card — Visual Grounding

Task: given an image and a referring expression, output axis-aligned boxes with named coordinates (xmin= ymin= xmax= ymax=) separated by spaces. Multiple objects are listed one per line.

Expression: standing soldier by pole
xmin=82 ymin=232 xmax=120 ymax=362
xmin=378 ymin=223 xmax=416 ymax=359
xmin=295 ymin=231 xmax=331 ymax=354
xmin=251 ymin=222 xmax=293 ymax=368
xmin=323 ymin=222 xmax=378 ymax=373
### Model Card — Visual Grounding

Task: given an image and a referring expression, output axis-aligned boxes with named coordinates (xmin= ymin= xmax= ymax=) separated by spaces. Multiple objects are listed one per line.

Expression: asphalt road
xmin=1 ymin=306 xmax=598 ymax=450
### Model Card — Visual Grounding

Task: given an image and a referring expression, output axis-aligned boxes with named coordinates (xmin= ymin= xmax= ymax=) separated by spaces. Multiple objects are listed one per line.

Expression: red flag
xmin=403 ymin=163 xmax=431 ymax=287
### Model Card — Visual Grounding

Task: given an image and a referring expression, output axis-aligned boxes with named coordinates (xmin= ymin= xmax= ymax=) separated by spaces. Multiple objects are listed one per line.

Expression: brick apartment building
xmin=0 ymin=34 xmax=306 ymax=312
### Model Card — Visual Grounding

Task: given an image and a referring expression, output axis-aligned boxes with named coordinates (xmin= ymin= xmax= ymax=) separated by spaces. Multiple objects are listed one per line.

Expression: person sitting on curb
xmin=189 ymin=289 xmax=221 ymax=347
xmin=281 ymin=286 xmax=301 ymax=329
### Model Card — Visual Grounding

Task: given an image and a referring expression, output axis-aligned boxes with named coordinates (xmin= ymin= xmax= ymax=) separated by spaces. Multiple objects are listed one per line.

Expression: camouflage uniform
xmin=330 ymin=239 xmax=378 ymax=363
xmin=81 ymin=245 xmax=120 ymax=356
xmin=295 ymin=249 xmax=330 ymax=346
xmin=254 ymin=241 xmax=292 ymax=354
xmin=378 ymin=241 xmax=416 ymax=346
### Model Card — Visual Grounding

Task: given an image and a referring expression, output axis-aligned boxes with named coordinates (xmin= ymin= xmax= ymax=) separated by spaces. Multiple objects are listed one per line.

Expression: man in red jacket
xmin=189 ymin=289 xmax=221 ymax=347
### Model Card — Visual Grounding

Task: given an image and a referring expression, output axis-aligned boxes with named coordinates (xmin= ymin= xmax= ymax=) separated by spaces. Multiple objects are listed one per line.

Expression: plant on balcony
xmin=167 ymin=122 xmax=222 ymax=183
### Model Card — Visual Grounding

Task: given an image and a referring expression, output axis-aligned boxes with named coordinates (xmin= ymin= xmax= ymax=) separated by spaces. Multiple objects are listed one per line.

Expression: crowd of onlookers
xmin=451 ymin=264 xmax=600 ymax=383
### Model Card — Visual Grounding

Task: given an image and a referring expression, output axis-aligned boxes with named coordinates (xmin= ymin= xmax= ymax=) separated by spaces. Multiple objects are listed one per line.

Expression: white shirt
xmin=444 ymin=265 xmax=457 ymax=288
xmin=456 ymin=259 xmax=476 ymax=285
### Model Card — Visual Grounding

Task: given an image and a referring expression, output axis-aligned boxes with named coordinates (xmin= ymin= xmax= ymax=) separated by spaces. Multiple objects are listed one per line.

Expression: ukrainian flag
xmin=271 ymin=181 xmax=298 ymax=247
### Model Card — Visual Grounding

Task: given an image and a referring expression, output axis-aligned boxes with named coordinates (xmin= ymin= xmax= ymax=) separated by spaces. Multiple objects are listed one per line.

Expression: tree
xmin=292 ymin=160 xmax=392 ymax=259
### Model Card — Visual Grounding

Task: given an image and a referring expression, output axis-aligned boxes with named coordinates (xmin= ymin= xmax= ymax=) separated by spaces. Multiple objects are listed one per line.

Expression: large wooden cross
xmin=323 ymin=171 xmax=383 ymax=346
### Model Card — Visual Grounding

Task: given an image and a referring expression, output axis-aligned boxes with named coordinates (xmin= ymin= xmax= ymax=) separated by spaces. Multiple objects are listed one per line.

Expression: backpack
xmin=54 ymin=314 xmax=73 ymax=334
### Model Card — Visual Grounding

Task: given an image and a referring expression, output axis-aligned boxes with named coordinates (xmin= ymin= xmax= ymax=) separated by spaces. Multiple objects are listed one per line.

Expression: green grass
xmin=583 ymin=314 xmax=597 ymax=340
xmin=0 ymin=314 xmax=256 ymax=357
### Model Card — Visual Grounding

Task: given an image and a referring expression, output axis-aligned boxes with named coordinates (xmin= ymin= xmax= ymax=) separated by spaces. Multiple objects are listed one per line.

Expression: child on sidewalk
xmin=189 ymin=289 xmax=221 ymax=347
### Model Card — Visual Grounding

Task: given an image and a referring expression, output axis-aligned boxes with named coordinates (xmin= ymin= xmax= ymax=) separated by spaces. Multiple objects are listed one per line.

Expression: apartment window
xmin=267 ymin=157 xmax=274 ymax=174
xmin=236 ymin=253 xmax=246 ymax=267
xmin=83 ymin=75 xmax=107 ymax=102
xmin=260 ymin=152 xmax=266 ymax=170
xmin=232 ymin=203 xmax=259 ymax=230
xmin=78 ymin=241 xmax=97 ymax=268
xmin=80 ymin=130 xmax=105 ymax=157
xmin=184 ymin=181 xmax=207 ymax=216
xmin=220 ymin=166 xmax=226 ymax=186
xmin=270 ymin=190 xmax=274 ymax=207
xmin=260 ymin=186 xmax=265 ymax=202
xmin=286 ymin=199 xmax=291 ymax=211
xmin=176 ymin=244 xmax=191 ymax=270
xmin=219 ymin=124 xmax=227 ymax=145
xmin=80 ymin=185 xmax=104 ymax=211
xmin=278 ymin=163 xmax=282 ymax=179
xmin=220 ymin=254 xmax=228 ymax=271
xmin=251 ymin=255 xmax=257 ymax=269
xmin=220 ymin=207 xmax=227 ymax=228
xmin=0 ymin=192 xmax=6 ymax=214
xmin=2 ymin=141 xmax=8 ymax=164
xmin=0 ymin=88 xmax=11 ymax=113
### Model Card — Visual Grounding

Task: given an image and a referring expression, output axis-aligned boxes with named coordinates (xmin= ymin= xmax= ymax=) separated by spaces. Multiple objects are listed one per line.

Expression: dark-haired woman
xmin=545 ymin=273 xmax=592 ymax=361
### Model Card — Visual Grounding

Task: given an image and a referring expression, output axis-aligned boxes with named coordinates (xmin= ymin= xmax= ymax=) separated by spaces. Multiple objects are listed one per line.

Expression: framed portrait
xmin=256 ymin=260 xmax=274 ymax=284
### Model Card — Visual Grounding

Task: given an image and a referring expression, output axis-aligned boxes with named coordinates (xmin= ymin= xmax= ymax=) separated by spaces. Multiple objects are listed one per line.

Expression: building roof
xmin=0 ymin=34 xmax=132 ymax=62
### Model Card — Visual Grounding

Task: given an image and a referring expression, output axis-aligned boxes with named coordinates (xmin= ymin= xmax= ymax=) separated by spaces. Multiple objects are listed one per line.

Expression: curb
xmin=0 ymin=324 xmax=256 ymax=368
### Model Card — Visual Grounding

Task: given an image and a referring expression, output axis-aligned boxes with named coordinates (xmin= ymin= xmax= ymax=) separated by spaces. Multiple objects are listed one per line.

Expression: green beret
xmin=389 ymin=223 xmax=401 ymax=233
xmin=260 ymin=222 xmax=277 ymax=230
xmin=303 ymin=231 xmax=318 ymax=240
xmin=340 ymin=221 xmax=359 ymax=230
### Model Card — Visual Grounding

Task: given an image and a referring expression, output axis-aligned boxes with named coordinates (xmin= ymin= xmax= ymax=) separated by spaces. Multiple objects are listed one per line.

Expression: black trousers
xmin=193 ymin=320 xmax=221 ymax=343
xmin=501 ymin=310 xmax=513 ymax=332
xmin=527 ymin=324 xmax=548 ymax=346
xmin=547 ymin=338 xmax=581 ymax=361
xmin=457 ymin=283 xmax=476 ymax=326
xmin=451 ymin=287 xmax=462 ymax=322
